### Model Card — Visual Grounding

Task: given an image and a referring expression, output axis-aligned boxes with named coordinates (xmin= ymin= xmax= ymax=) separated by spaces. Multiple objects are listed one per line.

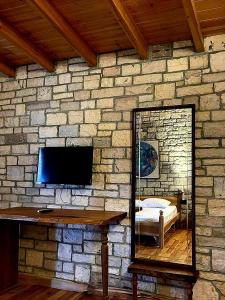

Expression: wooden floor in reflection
xmin=136 ymin=229 xmax=192 ymax=265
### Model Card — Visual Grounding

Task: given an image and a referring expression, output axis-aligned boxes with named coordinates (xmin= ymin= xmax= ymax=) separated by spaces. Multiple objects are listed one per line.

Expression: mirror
xmin=131 ymin=105 xmax=195 ymax=269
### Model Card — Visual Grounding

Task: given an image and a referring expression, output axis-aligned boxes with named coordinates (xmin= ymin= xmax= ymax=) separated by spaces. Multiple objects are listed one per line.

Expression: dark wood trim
xmin=0 ymin=220 xmax=19 ymax=290
xmin=131 ymin=109 xmax=137 ymax=261
xmin=0 ymin=207 xmax=127 ymax=225
xmin=0 ymin=17 xmax=54 ymax=72
xmin=0 ymin=59 xmax=15 ymax=77
xmin=27 ymin=0 xmax=97 ymax=66
xmin=129 ymin=262 xmax=198 ymax=300
xmin=131 ymin=104 xmax=196 ymax=271
xmin=101 ymin=225 xmax=109 ymax=300
xmin=191 ymin=104 xmax=196 ymax=271
xmin=107 ymin=0 xmax=148 ymax=59
xmin=182 ymin=0 xmax=204 ymax=52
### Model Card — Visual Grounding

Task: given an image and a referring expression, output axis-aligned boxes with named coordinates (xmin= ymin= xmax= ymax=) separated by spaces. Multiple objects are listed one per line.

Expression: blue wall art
xmin=136 ymin=140 xmax=159 ymax=178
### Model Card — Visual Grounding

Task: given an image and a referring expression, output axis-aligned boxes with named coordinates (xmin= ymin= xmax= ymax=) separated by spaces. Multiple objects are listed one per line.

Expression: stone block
xmin=103 ymin=66 xmax=121 ymax=77
xmin=100 ymin=77 xmax=114 ymax=88
xmin=177 ymin=84 xmax=213 ymax=97
xmin=21 ymin=224 xmax=47 ymax=240
xmin=58 ymin=243 xmax=72 ymax=261
xmin=63 ymin=262 xmax=74 ymax=273
xmin=75 ymin=265 xmax=90 ymax=283
xmin=44 ymin=260 xmax=62 ymax=271
xmin=68 ymin=111 xmax=83 ymax=124
xmin=200 ymin=94 xmax=220 ymax=110
xmin=47 ymin=113 xmax=67 ymax=125
xmin=204 ymin=122 xmax=225 ymax=137
xmin=193 ymin=280 xmax=219 ymax=300
xmin=155 ymin=83 xmax=175 ymax=100
xmin=63 ymin=229 xmax=83 ymax=244
xmin=35 ymin=240 xmax=57 ymax=252
xmin=142 ymin=60 xmax=166 ymax=74
xmin=173 ymin=48 xmax=194 ymax=57
xmin=26 ymin=250 xmax=43 ymax=267
xmin=27 ymin=78 xmax=44 ymax=88
xmin=190 ymin=54 xmax=209 ymax=69
xmin=114 ymin=244 xmax=130 ymax=257
xmin=39 ymin=127 xmax=57 ymax=138
xmin=59 ymin=73 xmax=71 ymax=84
xmin=92 ymin=87 xmax=124 ymax=99
xmin=215 ymin=81 xmax=225 ymax=92
xmin=185 ymin=70 xmax=201 ymax=85
xmin=72 ymin=253 xmax=95 ymax=264
xmin=112 ymin=130 xmax=131 ymax=147
xmin=80 ymin=124 xmax=97 ymax=137
xmin=16 ymin=104 xmax=26 ymax=116
xmin=56 ymin=189 xmax=71 ymax=205
xmin=105 ymin=199 xmax=129 ymax=212
xmin=98 ymin=53 xmax=116 ymax=67
xmin=102 ymin=112 xmax=121 ymax=122
xmin=85 ymin=109 xmax=101 ymax=123
xmin=163 ymin=72 xmax=184 ymax=82
xmin=12 ymin=145 xmax=29 ymax=155
xmin=167 ymin=58 xmax=188 ymax=72
xmin=31 ymin=111 xmax=45 ymax=125
xmin=115 ymin=96 xmax=137 ymax=110
xmin=7 ymin=166 xmax=24 ymax=180
xmin=211 ymin=52 xmax=225 ymax=72
xmin=84 ymin=75 xmax=100 ymax=89
xmin=126 ymin=84 xmax=153 ymax=95
xmin=203 ymin=72 xmax=225 ymax=83
xmin=59 ymin=125 xmax=79 ymax=137
xmin=45 ymin=75 xmax=58 ymax=86
xmin=133 ymin=74 xmax=162 ymax=84
xmin=5 ymin=133 xmax=27 ymax=145
xmin=115 ymin=76 xmax=132 ymax=86
xmin=37 ymin=87 xmax=52 ymax=101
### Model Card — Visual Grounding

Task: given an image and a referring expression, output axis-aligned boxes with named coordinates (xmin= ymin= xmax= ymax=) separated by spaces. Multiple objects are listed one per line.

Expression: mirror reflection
xmin=134 ymin=106 xmax=193 ymax=266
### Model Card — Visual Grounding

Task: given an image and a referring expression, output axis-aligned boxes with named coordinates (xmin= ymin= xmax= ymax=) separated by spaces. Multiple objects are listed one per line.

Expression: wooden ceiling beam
xmin=182 ymin=0 xmax=204 ymax=52
xmin=0 ymin=17 xmax=54 ymax=72
xmin=27 ymin=0 xmax=97 ymax=66
xmin=0 ymin=59 xmax=15 ymax=77
xmin=107 ymin=0 xmax=148 ymax=59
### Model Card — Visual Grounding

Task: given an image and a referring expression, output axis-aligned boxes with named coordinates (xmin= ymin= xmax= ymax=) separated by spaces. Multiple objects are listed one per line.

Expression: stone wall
xmin=136 ymin=108 xmax=192 ymax=196
xmin=0 ymin=34 xmax=225 ymax=299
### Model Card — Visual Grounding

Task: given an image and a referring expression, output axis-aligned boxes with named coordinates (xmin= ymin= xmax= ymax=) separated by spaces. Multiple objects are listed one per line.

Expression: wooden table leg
xmin=132 ymin=273 xmax=138 ymax=300
xmin=0 ymin=220 xmax=19 ymax=291
xmin=101 ymin=225 xmax=109 ymax=300
xmin=187 ymin=283 xmax=193 ymax=300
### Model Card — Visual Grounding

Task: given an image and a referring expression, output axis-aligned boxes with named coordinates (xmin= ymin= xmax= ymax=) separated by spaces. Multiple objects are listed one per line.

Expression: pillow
xmin=142 ymin=198 xmax=171 ymax=208
xmin=135 ymin=199 xmax=142 ymax=207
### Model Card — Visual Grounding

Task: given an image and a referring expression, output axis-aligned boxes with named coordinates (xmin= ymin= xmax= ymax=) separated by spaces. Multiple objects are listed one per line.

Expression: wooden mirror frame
xmin=131 ymin=104 xmax=196 ymax=271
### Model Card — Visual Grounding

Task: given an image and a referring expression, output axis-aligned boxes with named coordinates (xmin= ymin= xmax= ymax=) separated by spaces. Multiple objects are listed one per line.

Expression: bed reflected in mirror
xmin=132 ymin=105 xmax=195 ymax=268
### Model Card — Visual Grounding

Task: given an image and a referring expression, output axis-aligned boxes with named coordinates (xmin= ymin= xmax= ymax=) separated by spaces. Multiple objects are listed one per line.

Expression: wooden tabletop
xmin=0 ymin=207 xmax=127 ymax=226
xmin=128 ymin=263 xmax=198 ymax=282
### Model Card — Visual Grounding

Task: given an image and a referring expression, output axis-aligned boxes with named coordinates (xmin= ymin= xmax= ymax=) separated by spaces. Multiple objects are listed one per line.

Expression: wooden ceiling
xmin=0 ymin=0 xmax=224 ymax=77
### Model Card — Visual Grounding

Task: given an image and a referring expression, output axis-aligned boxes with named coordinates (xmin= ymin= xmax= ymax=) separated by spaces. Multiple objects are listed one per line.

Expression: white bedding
xmin=135 ymin=206 xmax=177 ymax=223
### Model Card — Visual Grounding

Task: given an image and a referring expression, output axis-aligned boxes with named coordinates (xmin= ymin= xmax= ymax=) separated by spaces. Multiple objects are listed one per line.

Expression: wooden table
xmin=128 ymin=263 xmax=198 ymax=300
xmin=0 ymin=207 xmax=127 ymax=300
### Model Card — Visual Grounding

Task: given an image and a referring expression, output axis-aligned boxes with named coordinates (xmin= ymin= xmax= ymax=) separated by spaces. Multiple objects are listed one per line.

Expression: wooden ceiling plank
xmin=0 ymin=17 xmax=54 ymax=71
xmin=27 ymin=0 xmax=96 ymax=66
xmin=0 ymin=59 xmax=15 ymax=77
xmin=107 ymin=0 xmax=148 ymax=59
xmin=182 ymin=0 xmax=204 ymax=52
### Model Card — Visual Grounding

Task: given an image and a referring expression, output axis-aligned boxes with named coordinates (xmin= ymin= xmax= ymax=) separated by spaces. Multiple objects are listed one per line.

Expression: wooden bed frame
xmin=135 ymin=193 xmax=182 ymax=249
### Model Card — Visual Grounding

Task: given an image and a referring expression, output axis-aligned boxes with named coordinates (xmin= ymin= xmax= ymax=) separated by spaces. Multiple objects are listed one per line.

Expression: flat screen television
xmin=37 ymin=146 xmax=93 ymax=185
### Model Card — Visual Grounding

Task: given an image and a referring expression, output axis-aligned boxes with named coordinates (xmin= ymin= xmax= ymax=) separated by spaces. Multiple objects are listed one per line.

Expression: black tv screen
xmin=37 ymin=147 xmax=93 ymax=185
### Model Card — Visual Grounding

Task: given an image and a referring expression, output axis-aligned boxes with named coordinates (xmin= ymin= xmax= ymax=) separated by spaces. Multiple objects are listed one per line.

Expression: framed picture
xmin=136 ymin=140 xmax=160 ymax=179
